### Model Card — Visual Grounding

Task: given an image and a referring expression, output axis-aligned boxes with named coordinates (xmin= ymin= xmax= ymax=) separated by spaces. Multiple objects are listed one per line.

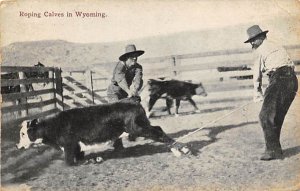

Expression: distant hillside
xmin=2 ymin=17 xmax=299 ymax=70
xmin=1 ymin=40 xmax=120 ymax=69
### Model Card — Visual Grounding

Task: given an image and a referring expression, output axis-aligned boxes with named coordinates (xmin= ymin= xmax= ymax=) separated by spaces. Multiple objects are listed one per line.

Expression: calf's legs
xmin=133 ymin=125 xmax=175 ymax=145
xmin=187 ymin=98 xmax=200 ymax=112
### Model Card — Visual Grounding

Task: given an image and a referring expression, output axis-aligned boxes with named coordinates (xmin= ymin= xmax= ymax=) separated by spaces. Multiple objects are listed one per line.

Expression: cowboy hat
xmin=244 ymin=25 xmax=268 ymax=43
xmin=119 ymin=44 xmax=145 ymax=61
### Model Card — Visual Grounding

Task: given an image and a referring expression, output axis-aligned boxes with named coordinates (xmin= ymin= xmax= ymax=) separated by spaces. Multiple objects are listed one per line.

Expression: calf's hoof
xmin=181 ymin=146 xmax=191 ymax=154
xmin=83 ymin=157 xmax=104 ymax=165
xmin=170 ymin=143 xmax=191 ymax=157
xmin=171 ymin=148 xmax=182 ymax=157
xmin=194 ymin=109 xmax=201 ymax=113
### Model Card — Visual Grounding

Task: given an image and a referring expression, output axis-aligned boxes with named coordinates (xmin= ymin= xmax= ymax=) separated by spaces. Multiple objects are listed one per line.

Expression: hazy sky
xmin=1 ymin=0 xmax=299 ymax=47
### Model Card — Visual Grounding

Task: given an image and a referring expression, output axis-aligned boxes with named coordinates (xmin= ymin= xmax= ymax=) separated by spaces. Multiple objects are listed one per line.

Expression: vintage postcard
xmin=1 ymin=0 xmax=300 ymax=190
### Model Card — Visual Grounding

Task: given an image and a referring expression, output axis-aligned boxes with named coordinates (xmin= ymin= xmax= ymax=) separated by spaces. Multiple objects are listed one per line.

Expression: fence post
xmin=171 ymin=56 xmax=181 ymax=78
xmin=18 ymin=71 xmax=28 ymax=117
xmin=171 ymin=56 xmax=177 ymax=77
xmin=49 ymin=69 xmax=57 ymax=109
xmin=175 ymin=56 xmax=181 ymax=79
xmin=90 ymin=71 xmax=95 ymax=104
xmin=85 ymin=69 xmax=95 ymax=104
xmin=55 ymin=68 xmax=64 ymax=111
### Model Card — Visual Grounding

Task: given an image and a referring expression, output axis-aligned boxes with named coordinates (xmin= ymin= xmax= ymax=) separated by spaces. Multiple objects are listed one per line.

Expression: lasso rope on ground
xmin=173 ymin=90 xmax=300 ymax=145
xmin=173 ymin=101 xmax=254 ymax=145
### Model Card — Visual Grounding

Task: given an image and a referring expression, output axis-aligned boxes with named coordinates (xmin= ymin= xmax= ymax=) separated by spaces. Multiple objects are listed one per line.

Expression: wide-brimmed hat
xmin=119 ymin=44 xmax=145 ymax=61
xmin=244 ymin=25 xmax=268 ymax=43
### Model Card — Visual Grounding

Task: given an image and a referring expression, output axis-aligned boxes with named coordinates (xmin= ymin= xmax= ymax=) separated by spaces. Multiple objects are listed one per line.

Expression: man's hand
xmin=253 ymin=92 xmax=263 ymax=103
xmin=130 ymin=95 xmax=141 ymax=103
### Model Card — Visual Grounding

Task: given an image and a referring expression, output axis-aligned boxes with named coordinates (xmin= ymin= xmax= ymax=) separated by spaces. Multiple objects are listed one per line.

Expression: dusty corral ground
xmin=1 ymin=97 xmax=300 ymax=191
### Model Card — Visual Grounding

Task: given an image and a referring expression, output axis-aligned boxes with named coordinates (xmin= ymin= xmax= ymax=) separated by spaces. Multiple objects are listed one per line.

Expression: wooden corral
xmin=60 ymin=69 xmax=108 ymax=110
xmin=54 ymin=45 xmax=300 ymax=114
xmin=1 ymin=45 xmax=300 ymax=128
xmin=1 ymin=66 xmax=63 ymax=127
xmin=91 ymin=44 xmax=300 ymax=113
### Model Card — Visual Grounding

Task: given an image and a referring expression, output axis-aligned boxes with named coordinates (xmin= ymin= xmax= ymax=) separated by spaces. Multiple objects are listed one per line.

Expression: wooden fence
xmin=0 ymin=66 xmax=109 ymax=127
xmin=91 ymin=44 xmax=300 ymax=113
xmin=56 ymin=44 xmax=300 ymax=115
xmin=60 ymin=70 xmax=108 ymax=110
xmin=2 ymin=45 xmax=300 ymax=125
xmin=1 ymin=66 xmax=63 ymax=126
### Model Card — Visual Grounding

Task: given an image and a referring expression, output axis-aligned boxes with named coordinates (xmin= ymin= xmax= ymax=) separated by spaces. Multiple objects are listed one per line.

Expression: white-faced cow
xmin=16 ymin=99 xmax=188 ymax=165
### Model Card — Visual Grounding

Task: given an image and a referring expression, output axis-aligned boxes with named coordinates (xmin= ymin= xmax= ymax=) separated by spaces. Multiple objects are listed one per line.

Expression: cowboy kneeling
xmin=107 ymin=44 xmax=145 ymax=103
xmin=245 ymin=25 xmax=298 ymax=160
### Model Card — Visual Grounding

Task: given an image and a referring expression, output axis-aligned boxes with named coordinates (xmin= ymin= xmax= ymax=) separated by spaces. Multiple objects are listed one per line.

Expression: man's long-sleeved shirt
xmin=252 ymin=40 xmax=294 ymax=93
xmin=107 ymin=61 xmax=143 ymax=96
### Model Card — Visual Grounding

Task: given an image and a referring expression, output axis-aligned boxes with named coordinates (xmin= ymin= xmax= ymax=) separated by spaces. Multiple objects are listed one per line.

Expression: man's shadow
xmin=283 ymin=146 xmax=300 ymax=159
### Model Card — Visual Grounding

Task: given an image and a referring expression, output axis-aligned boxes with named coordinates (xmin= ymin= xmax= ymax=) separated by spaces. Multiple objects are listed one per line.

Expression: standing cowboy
xmin=245 ymin=25 xmax=298 ymax=160
xmin=107 ymin=44 xmax=145 ymax=103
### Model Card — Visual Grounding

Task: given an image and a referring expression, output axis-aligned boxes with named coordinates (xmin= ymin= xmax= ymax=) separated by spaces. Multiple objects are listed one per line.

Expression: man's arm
xmin=131 ymin=65 xmax=143 ymax=96
xmin=113 ymin=62 xmax=131 ymax=95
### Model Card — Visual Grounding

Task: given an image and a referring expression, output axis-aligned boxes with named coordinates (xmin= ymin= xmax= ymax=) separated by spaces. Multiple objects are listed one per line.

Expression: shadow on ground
xmin=169 ymin=121 xmax=259 ymax=155
xmin=150 ymin=106 xmax=235 ymax=119
xmin=1 ymin=146 xmax=63 ymax=184
xmin=3 ymin=120 xmax=300 ymax=186
xmin=283 ymin=146 xmax=300 ymax=159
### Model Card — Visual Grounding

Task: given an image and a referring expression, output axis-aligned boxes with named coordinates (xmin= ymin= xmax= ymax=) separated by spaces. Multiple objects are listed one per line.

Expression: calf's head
xmin=16 ymin=119 xmax=43 ymax=149
xmin=194 ymin=83 xmax=207 ymax=97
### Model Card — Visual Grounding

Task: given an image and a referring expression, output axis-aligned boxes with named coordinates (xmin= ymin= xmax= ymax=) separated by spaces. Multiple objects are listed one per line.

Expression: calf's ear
xmin=30 ymin=119 xmax=38 ymax=125
xmin=28 ymin=118 xmax=40 ymax=129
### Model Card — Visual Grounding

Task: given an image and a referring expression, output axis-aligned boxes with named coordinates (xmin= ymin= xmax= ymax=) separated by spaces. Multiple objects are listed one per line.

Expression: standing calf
xmin=141 ymin=79 xmax=207 ymax=117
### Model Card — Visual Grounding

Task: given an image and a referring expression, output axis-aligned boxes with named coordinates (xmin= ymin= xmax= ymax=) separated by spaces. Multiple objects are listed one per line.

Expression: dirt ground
xmin=1 ymin=97 xmax=300 ymax=191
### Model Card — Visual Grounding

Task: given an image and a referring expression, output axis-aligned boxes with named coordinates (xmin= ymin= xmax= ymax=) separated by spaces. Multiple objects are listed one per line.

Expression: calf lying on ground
xmin=16 ymin=100 xmax=185 ymax=165
xmin=140 ymin=79 xmax=207 ymax=117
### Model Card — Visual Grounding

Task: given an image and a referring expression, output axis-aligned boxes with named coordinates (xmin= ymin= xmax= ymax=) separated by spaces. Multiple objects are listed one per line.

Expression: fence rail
xmin=91 ymin=45 xmax=300 ymax=113
xmin=2 ymin=45 xmax=300 ymax=125
xmin=60 ymin=45 xmax=300 ymax=109
xmin=1 ymin=66 xmax=62 ymax=126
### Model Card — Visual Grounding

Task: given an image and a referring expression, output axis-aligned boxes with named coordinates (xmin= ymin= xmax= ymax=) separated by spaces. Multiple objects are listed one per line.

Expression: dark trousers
xmin=259 ymin=66 xmax=298 ymax=154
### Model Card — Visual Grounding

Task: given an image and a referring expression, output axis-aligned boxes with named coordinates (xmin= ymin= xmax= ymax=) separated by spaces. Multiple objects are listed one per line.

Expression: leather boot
xmin=260 ymin=150 xmax=283 ymax=161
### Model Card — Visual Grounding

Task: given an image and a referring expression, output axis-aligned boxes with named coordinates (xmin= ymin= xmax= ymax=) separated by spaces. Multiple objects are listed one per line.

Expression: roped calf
xmin=16 ymin=100 xmax=187 ymax=166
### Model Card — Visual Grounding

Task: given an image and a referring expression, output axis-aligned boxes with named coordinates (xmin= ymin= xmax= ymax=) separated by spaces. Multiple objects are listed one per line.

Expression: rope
xmin=173 ymin=89 xmax=299 ymax=145
xmin=173 ymin=101 xmax=254 ymax=145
